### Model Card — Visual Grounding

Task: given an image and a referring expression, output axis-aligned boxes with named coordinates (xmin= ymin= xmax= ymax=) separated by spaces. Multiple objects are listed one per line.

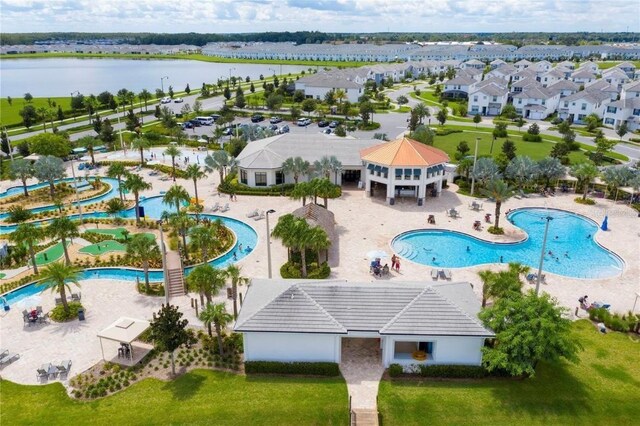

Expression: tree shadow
xmin=591 ymin=362 xmax=640 ymax=387
xmin=161 ymin=369 xmax=206 ymax=401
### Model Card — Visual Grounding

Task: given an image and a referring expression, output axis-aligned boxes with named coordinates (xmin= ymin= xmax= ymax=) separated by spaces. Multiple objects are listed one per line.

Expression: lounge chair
xmin=519 ymin=189 xmax=529 ymax=199
xmin=219 ymin=203 xmax=230 ymax=213
xmin=211 ymin=202 xmax=220 ymax=212
xmin=71 ymin=292 xmax=81 ymax=301
xmin=37 ymin=363 xmax=50 ymax=381
xmin=431 ymin=269 xmax=439 ymax=280
xmin=57 ymin=360 xmax=72 ymax=377
xmin=0 ymin=351 xmax=19 ymax=366
xmin=55 ymin=297 xmax=63 ymax=306
xmin=443 ymin=269 xmax=452 ymax=280
xmin=246 ymin=209 xmax=258 ymax=218
xmin=254 ymin=211 xmax=265 ymax=221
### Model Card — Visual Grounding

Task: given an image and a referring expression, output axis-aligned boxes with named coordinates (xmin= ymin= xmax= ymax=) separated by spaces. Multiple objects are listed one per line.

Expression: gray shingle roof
xmin=235 ymin=280 xmax=494 ymax=337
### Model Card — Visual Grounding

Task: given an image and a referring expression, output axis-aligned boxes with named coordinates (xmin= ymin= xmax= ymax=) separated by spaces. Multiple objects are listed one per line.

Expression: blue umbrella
xmin=601 ymin=215 xmax=608 ymax=231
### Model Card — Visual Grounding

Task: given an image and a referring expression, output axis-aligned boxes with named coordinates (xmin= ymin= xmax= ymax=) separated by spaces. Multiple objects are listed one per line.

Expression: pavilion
xmin=360 ymin=137 xmax=452 ymax=205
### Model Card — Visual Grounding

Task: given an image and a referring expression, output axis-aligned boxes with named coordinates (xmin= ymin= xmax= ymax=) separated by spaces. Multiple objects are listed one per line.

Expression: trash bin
xmin=78 ymin=308 xmax=85 ymax=321
xmin=389 ymin=198 xmax=395 ymax=205
xmin=3 ymin=304 xmax=10 ymax=312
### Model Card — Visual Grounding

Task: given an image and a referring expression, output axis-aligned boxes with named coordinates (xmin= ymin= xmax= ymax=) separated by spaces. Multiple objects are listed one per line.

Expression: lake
xmin=0 ymin=58 xmax=311 ymax=97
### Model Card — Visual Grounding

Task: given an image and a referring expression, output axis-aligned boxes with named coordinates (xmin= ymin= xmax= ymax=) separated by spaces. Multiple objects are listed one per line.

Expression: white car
xmin=161 ymin=97 xmax=171 ymax=104
xmin=174 ymin=98 xmax=184 ymax=103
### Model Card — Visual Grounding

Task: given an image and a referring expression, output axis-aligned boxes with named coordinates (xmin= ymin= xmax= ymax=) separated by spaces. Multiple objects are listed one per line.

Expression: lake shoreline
xmin=0 ymin=52 xmax=370 ymax=68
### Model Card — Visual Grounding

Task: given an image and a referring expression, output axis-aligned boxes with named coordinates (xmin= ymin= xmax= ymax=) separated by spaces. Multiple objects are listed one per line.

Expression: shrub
xmin=244 ymin=361 xmax=340 ymax=376
xmin=50 ymin=301 xmax=84 ymax=322
xmin=435 ymin=129 xmax=463 ymax=136
xmin=574 ymin=197 xmax=595 ymax=205
xmin=522 ymin=133 xmax=542 ymax=142
xmin=487 ymin=226 xmax=504 ymax=235
xmin=416 ymin=364 xmax=490 ymax=378
xmin=388 ymin=364 xmax=403 ymax=377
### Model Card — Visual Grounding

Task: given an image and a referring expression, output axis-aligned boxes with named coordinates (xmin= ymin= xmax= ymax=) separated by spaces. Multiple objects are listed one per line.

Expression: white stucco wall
xmin=243 ymin=332 xmax=341 ymax=363
xmin=382 ymin=335 xmax=485 ymax=367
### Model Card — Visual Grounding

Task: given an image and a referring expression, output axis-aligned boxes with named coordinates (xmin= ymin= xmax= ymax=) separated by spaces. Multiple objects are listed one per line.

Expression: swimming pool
xmin=391 ymin=208 xmax=624 ymax=279
xmin=1 ymin=196 xmax=259 ymax=305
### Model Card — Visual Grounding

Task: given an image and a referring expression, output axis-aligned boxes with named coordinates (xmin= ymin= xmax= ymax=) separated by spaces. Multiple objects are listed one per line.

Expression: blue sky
xmin=1 ymin=0 xmax=638 ymax=34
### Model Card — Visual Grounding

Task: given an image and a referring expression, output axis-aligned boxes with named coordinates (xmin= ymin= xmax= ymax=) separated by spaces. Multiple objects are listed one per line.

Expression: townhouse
xmin=557 ymin=90 xmax=612 ymax=124
xmin=468 ymin=80 xmax=510 ymax=116
xmin=512 ymin=86 xmax=560 ymax=119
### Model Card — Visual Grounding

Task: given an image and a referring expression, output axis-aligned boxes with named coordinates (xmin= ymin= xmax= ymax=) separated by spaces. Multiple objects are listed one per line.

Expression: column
xmin=387 ymin=179 xmax=395 ymax=205
xmin=437 ymin=178 xmax=443 ymax=194
xmin=365 ymin=174 xmax=372 ymax=197
xmin=417 ymin=183 xmax=426 ymax=206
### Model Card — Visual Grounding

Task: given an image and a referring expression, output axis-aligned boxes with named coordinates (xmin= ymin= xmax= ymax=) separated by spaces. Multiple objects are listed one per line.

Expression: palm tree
xmin=327 ymin=156 xmax=343 ymax=185
xmin=77 ymin=136 xmax=97 ymax=165
xmin=163 ymin=145 xmax=182 ymax=181
xmin=163 ymin=184 xmax=190 ymax=214
xmin=189 ymin=225 xmax=217 ymax=264
xmin=334 ymin=89 xmax=346 ymax=104
xmin=132 ymin=136 xmax=150 ymax=164
xmin=312 ymin=178 xmax=339 ymax=208
xmin=107 ymin=162 xmax=127 ymax=201
xmin=505 ymin=155 xmax=538 ymax=190
xmin=537 ymin=157 xmax=565 ymax=189
xmin=9 ymin=158 xmax=33 ymax=197
xmin=37 ymin=262 xmax=81 ymax=314
xmin=313 ymin=156 xmax=332 ymax=179
xmin=185 ymin=164 xmax=207 ymax=220
xmin=307 ymin=226 xmax=331 ymax=267
xmin=272 ymin=214 xmax=314 ymax=277
xmin=138 ymin=89 xmax=152 ymax=112
xmin=10 ymin=223 xmax=43 ymax=274
xmin=204 ymin=150 xmax=230 ymax=184
xmin=225 ymin=264 xmax=249 ymax=318
xmin=48 ymin=216 xmax=79 ymax=265
xmin=481 ymin=179 xmax=513 ymax=231
xmin=126 ymin=234 xmax=160 ymax=292
xmin=570 ymin=161 xmax=599 ymax=201
xmin=169 ymin=211 xmax=195 ymax=258
xmin=289 ymin=181 xmax=314 ymax=206
xmin=123 ymin=174 xmax=151 ymax=225
xmin=199 ymin=302 xmax=232 ymax=356
xmin=271 ymin=213 xmax=297 ymax=262
xmin=281 ymin=156 xmax=310 ymax=184
xmin=187 ymin=264 xmax=226 ymax=306
xmin=478 ymin=269 xmax=495 ymax=308
xmin=412 ymin=102 xmax=430 ymax=124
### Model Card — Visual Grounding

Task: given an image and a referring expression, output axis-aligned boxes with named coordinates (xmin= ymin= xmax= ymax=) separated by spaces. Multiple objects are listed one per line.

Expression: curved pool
xmin=391 ymin=208 xmax=624 ymax=279
xmin=1 ymin=196 xmax=258 ymax=305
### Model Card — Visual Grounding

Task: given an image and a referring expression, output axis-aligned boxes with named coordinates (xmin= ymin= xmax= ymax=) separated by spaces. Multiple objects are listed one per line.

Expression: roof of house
xmin=623 ymin=80 xmax=640 ymax=92
xmin=296 ymin=72 xmax=362 ymax=89
xmin=471 ymin=82 xmax=509 ymax=97
xmin=571 ymin=69 xmax=597 ymax=80
xmin=292 ymin=203 xmax=336 ymax=242
xmin=464 ymin=59 xmax=485 ymax=65
xmin=360 ymin=136 xmax=449 ymax=167
xmin=445 ymin=75 xmax=475 ymax=87
xmin=236 ymin=133 xmax=380 ymax=170
xmin=562 ymin=90 xmax=611 ymax=105
xmin=512 ymin=85 xmax=556 ymax=100
xmin=547 ymin=79 xmax=579 ymax=92
xmin=515 ymin=59 xmax=533 ymax=66
xmin=235 ymin=280 xmax=494 ymax=337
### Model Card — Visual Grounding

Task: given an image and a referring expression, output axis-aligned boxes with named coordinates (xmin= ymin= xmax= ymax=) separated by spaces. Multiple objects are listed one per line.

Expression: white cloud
xmin=0 ymin=0 xmax=638 ymax=33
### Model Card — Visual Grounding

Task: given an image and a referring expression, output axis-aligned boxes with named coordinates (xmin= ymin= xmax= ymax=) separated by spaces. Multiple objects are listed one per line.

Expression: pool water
xmin=391 ymin=208 xmax=624 ymax=279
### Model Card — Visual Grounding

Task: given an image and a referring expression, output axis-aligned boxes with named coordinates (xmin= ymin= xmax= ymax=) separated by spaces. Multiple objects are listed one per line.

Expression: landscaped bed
xmin=377 ymin=320 xmax=640 ymax=425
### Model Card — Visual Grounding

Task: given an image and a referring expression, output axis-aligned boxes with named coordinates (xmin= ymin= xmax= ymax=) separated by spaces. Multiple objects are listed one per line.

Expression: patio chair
xmin=0 ymin=351 xmax=19 ymax=367
xmin=246 ymin=209 xmax=259 ymax=218
xmin=0 ymin=349 xmax=8 ymax=360
xmin=38 ymin=313 xmax=49 ymax=324
xmin=57 ymin=360 xmax=72 ymax=377
xmin=219 ymin=203 xmax=230 ymax=213
xmin=36 ymin=306 xmax=43 ymax=314
xmin=254 ymin=211 xmax=265 ymax=221
xmin=55 ymin=297 xmax=63 ymax=306
xmin=37 ymin=363 xmax=50 ymax=381
xmin=431 ymin=269 xmax=439 ymax=280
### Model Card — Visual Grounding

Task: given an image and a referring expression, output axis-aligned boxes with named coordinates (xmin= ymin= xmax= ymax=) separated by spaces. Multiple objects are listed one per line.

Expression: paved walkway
xmin=340 ymin=338 xmax=384 ymax=411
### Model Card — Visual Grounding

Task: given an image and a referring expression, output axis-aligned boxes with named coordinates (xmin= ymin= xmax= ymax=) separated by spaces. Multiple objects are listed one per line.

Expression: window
xmin=404 ymin=168 xmax=412 ymax=179
xmin=564 ymin=102 xmax=569 ymax=108
xmin=542 ymin=100 xmax=546 ymax=105
xmin=413 ymin=169 xmax=421 ymax=180
xmin=607 ymin=106 xmax=617 ymax=113
xmin=275 ymin=170 xmax=284 ymax=185
xmin=473 ymin=96 xmax=478 ymax=102
xmin=518 ymin=99 xmax=522 ymax=104
xmin=605 ymin=118 xmax=615 ymax=125
xmin=395 ymin=168 xmax=402 ymax=179
xmin=581 ymin=103 xmax=587 ymax=111
xmin=393 ymin=341 xmax=434 ymax=361
xmin=492 ymin=96 xmax=497 ymax=102
xmin=255 ymin=172 xmax=267 ymax=187
xmin=240 ymin=169 xmax=248 ymax=185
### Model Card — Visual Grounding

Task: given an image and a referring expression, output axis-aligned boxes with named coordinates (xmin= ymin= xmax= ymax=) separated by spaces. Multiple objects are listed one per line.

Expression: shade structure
xmin=97 ymin=317 xmax=150 ymax=362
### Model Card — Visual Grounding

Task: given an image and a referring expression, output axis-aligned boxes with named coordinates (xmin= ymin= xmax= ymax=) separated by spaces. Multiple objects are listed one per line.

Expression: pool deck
xmin=1 ymin=152 xmax=638 ymax=386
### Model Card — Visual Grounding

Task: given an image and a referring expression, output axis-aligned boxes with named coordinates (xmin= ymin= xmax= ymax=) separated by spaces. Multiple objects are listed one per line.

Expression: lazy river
xmin=391 ymin=208 xmax=624 ymax=279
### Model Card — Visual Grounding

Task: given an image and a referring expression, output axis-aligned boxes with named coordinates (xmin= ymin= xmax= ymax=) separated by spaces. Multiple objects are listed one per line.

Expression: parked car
xmin=210 ymin=114 xmax=220 ymax=121
xmin=278 ymin=125 xmax=290 ymax=134
xmin=269 ymin=116 xmax=282 ymax=124
xmin=268 ymin=124 xmax=278 ymax=131
xmin=329 ymin=121 xmax=338 ymax=128
xmin=322 ymin=128 xmax=332 ymax=134
xmin=318 ymin=120 xmax=329 ymax=128
xmin=161 ymin=97 xmax=171 ymax=104
xmin=297 ymin=118 xmax=312 ymax=127
xmin=189 ymin=119 xmax=201 ymax=127
xmin=183 ymin=121 xmax=193 ymax=129
xmin=174 ymin=98 xmax=184 ymax=103
xmin=223 ymin=127 xmax=234 ymax=136
xmin=251 ymin=114 xmax=265 ymax=123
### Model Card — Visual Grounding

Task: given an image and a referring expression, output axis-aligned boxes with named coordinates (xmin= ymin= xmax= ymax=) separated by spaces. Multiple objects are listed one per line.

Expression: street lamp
xmin=70 ymin=91 xmax=80 ymax=121
xmin=470 ymin=137 xmax=480 ymax=196
xmin=266 ymin=209 xmax=276 ymax=279
xmin=157 ymin=220 xmax=169 ymax=304
xmin=535 ymin=215 xmax=554 ymax=295
xmin=228 ymin=67 xmax=236 ymax=83
xmin=115 ymin=104 xmax=127 ymax=155
xmin=160 ymin=76 xmax=169 ymax=94
xmin=268 ymin=67 xmax=276 ymax=77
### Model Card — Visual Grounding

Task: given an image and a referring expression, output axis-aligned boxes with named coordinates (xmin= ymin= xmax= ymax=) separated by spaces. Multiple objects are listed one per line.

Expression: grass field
xmin=0 ymin=97 xmax=72 ymax=127
xmin=85 ymin=228 xmax=155 ymax=241
xmin=0 ymin=370 xmax=348 ymax=425
xmin=79 ymin=240 xmax=127 ymax=256
xmin=34 ymin=242 xmax=67 ymax=266
xmin=1 ymin=52 xmax=370 ymax=68
xmin=378 ymin=320 xmax=640 ymax=425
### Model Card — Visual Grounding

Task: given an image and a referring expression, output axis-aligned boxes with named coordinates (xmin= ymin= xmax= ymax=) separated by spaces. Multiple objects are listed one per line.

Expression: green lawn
xmin=378 ymin=321 xmax=640 ymax=425
xmin=85 ymin=228 xmax=155 ymax=241
xmin=0 ymin=97 xmax=72 ymax=127
xmin=597 ymin=60 xmax=640 ymax=70
xmin=0 ymin=370 xmax=348 ymax=425
xmin=79 ymin=240 xmax=127 ymax=256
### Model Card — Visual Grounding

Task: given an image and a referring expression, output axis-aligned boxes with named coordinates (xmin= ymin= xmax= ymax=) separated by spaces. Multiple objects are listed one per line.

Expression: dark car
xmin=189 ymin=120 xmax=201 ymax=127
xmin=210 ymin=114 xmax=220 ymax=121
xmin=268 ymin=124 xmax=278 ymax=131
xmin=223 ymin=127 xmax=234 ymax=136
xmin=318 ymin=120 xmax=329 ymax=128
xmin=329 ymin=121 xmax=338 ymax=128
xmin=251 ymin=114 xmax=265 ymax=123
xmin=269 ymin=116 xmax=282 ymax=124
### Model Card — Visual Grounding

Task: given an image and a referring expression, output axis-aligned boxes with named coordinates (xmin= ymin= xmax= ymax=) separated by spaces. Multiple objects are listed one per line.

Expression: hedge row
xmin=97 ymin=160 xmax=188 ymax=179
xmin=388 ymin=363 xmax=507 ymax=379
xmin=280 ymin=261 xmax=331 ymax=279
xmin=244 ymin=361 xmax=340 ymax=376
xmin=589 ymin=307 xmax=640 ymax=333
xmin=218 ymin=180 xmax=296 ymax=196
xmin=522 ymin=133 xmax=542 ymax=142
xmin=435 ymin=129 xmax=463 ymax=136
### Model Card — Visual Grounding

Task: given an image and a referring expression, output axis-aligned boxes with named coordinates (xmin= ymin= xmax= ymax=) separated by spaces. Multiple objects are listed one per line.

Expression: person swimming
xmin=564 ymin=251 xmax=569 ymax=258
xmin=466 ymin=246 xmax=470 ymax=252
